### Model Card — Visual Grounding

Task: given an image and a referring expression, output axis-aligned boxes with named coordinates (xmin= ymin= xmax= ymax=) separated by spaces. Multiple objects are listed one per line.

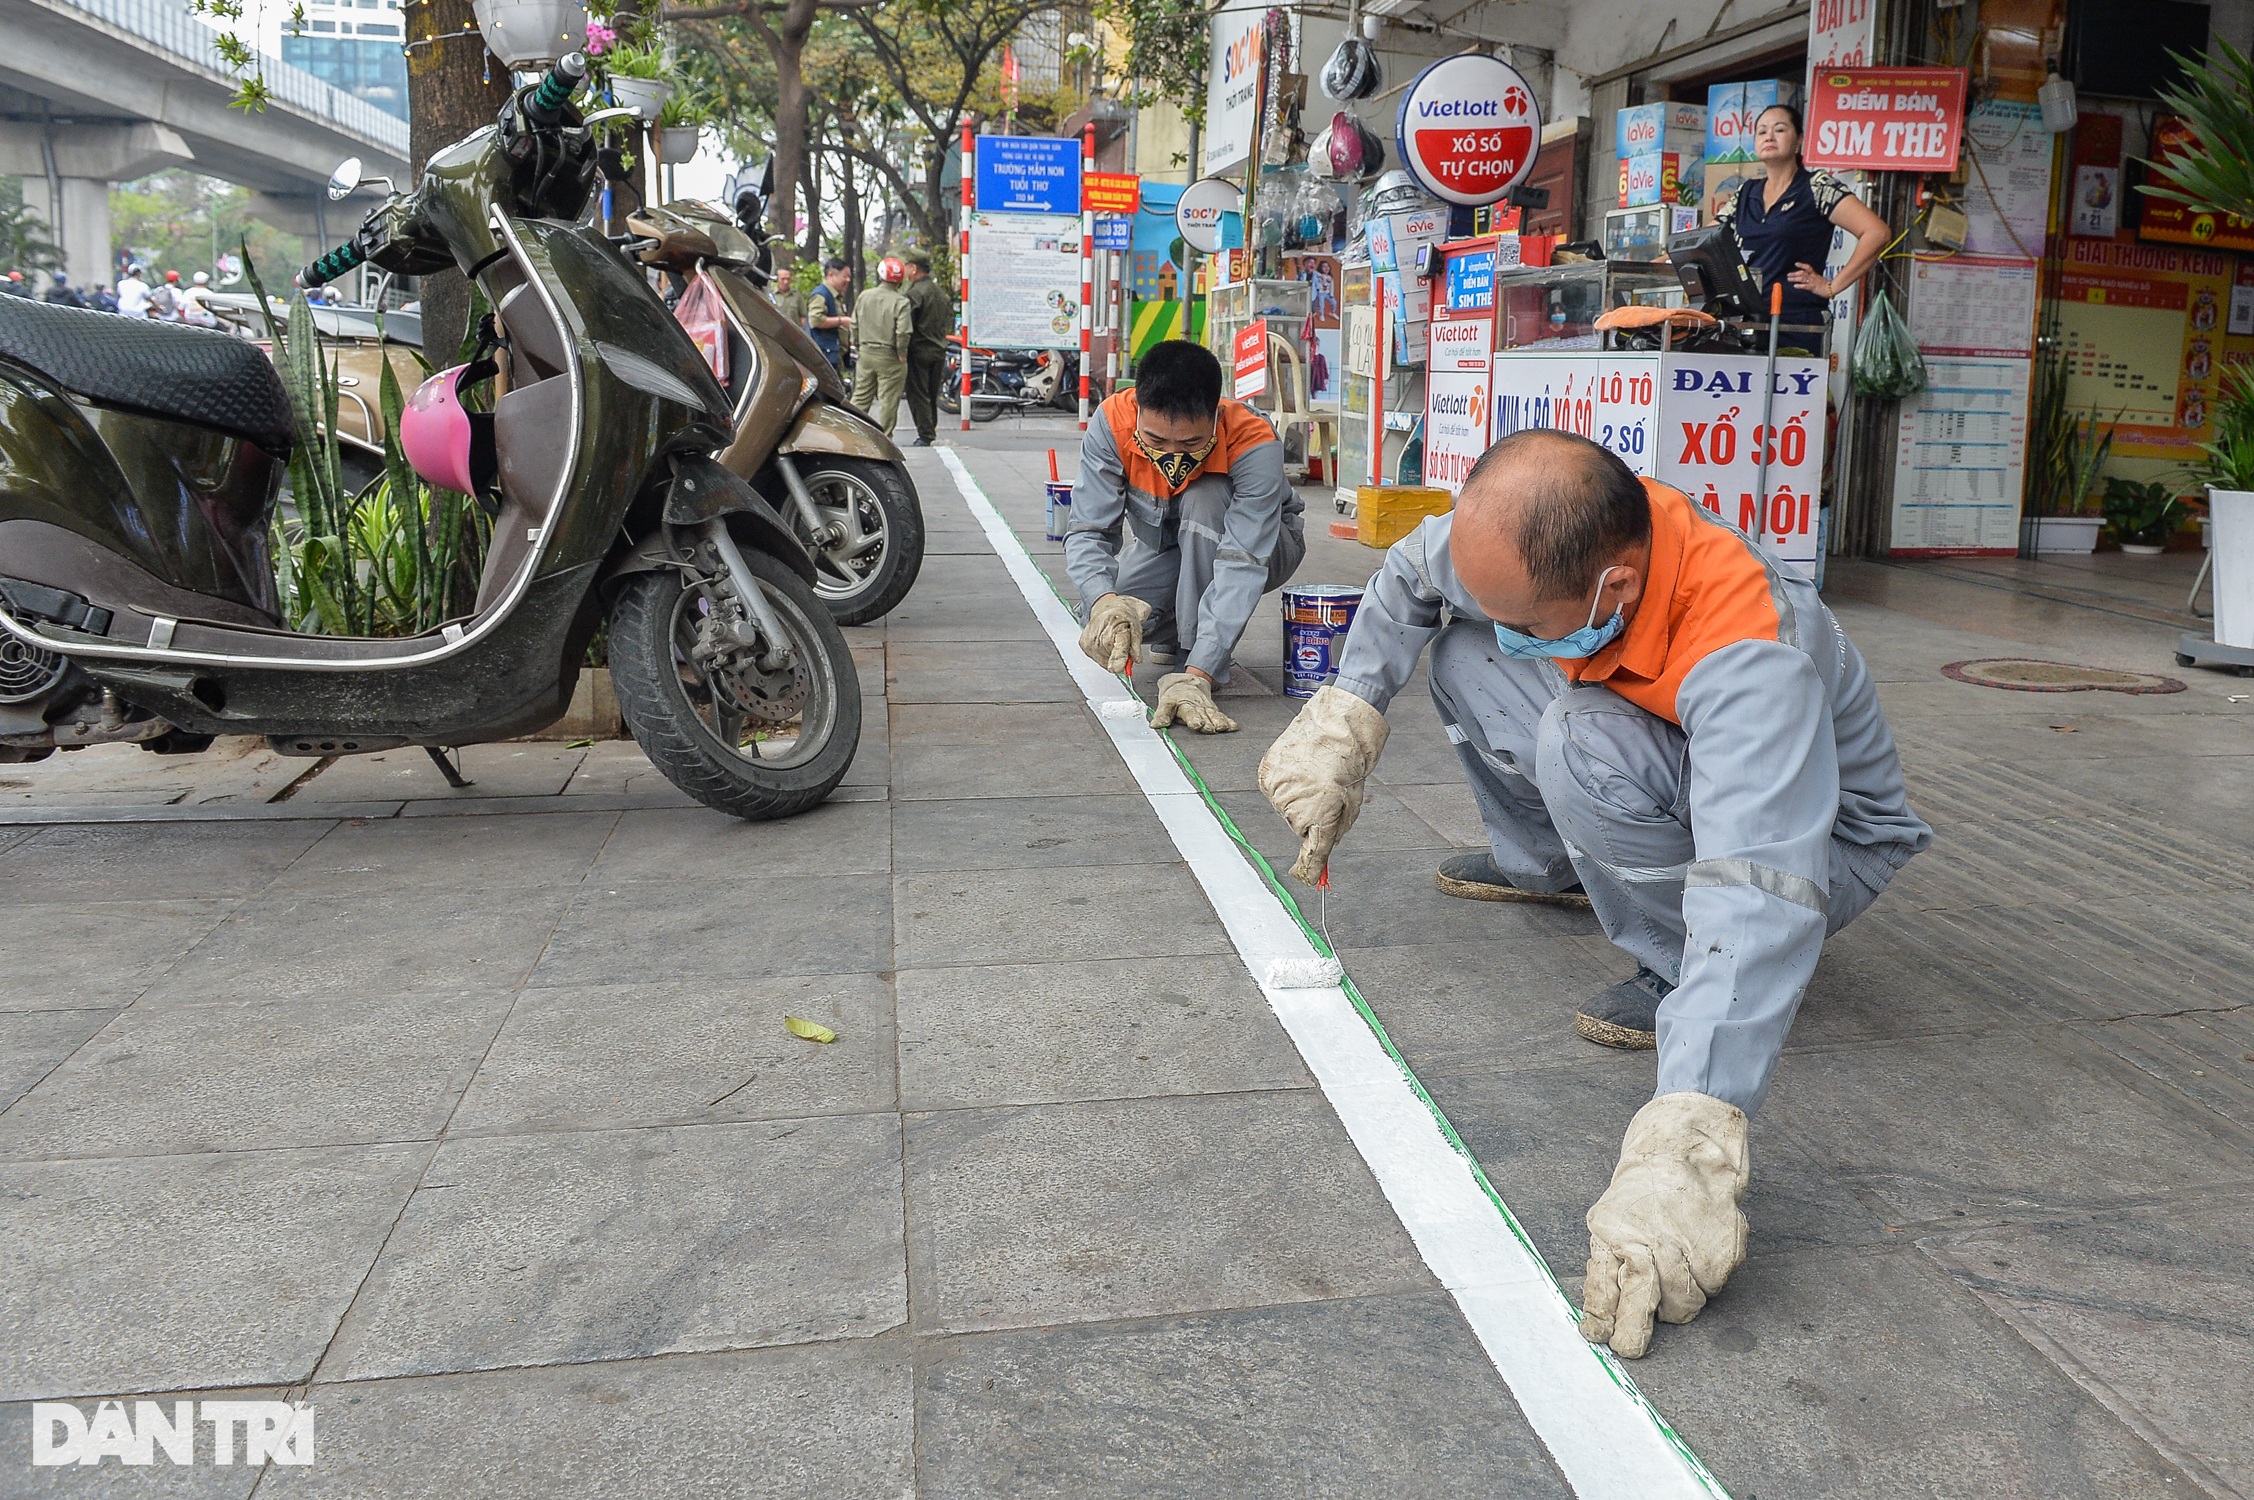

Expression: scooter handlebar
xmin=298 ymin=238 xmax=367 ymax=289
xmin=526 ymin=52 xmax=588 ymax=128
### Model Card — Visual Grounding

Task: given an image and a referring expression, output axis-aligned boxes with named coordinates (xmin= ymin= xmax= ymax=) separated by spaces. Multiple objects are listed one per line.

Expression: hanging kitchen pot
xmin=469 ymin=0 xmax=587 ymax=69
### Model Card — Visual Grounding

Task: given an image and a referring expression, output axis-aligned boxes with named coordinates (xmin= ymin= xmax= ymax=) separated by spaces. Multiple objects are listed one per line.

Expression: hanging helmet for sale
xmin=877 ymin=256 xmax=905 ymax=283
xmin=1328 ymin=110 xmax=1384 ymax=179
xmin=1308 ymin=120 xmax=1338 ymax=178
xmin=1366 ymin=168 xmax=1429 ymax=218
xmin=1318 ymin=37 xmax=1382 ymax=101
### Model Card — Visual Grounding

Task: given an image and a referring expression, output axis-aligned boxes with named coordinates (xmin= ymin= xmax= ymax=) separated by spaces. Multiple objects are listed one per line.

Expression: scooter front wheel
xmin=608 ymin=547 xmax=861 ymax=821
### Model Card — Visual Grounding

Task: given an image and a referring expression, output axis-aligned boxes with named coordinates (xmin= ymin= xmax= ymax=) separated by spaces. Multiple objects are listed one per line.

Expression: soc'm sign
xmin=1395 ymin=53 xmax=1544 ymax=207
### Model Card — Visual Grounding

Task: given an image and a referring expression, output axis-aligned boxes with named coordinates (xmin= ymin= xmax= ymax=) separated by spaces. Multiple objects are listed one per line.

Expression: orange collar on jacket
xmin=1563 ymin=479 xmax=1786 ymax=724
xmin=1100 ymin=390 xmax=1277 ymax=497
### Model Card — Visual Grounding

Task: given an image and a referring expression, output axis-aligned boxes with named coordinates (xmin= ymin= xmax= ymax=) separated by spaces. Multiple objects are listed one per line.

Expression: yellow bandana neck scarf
xmin=1135 ymin=432 xmax=1216 ymax=493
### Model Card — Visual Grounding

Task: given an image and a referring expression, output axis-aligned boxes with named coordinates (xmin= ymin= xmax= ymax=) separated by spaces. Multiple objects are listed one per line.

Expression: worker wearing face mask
xmin=1256 ymin=428 xmax=1929 ymax=1359
xmin=1066 ymin=339 xmax=1306 ymax=733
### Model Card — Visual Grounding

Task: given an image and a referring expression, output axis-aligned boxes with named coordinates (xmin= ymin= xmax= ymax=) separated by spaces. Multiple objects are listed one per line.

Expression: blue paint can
xmin=1282 ymin=584 xmax=1363 ymax=699
xmin=1045 ymin=482 xmax=1073 ymax=542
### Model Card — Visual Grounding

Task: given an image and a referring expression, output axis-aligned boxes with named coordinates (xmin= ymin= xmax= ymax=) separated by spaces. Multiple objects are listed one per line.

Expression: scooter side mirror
xmin=327 ymin=157 xmax=364 ymax=201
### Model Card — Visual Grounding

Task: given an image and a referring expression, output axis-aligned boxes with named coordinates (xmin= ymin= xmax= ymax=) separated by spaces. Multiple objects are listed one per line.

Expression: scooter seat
xmin=0 ymin=297 xmax=294 ymax=454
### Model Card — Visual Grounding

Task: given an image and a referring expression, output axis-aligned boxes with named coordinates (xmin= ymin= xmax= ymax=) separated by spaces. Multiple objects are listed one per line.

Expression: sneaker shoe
xmin=910 ymin=437 xmax=933 ymax=447
xmin=1433 ymin=852 xmax=1593 ymax=908
xmin=1574 ymin=967 xmax=1674 ymax=1050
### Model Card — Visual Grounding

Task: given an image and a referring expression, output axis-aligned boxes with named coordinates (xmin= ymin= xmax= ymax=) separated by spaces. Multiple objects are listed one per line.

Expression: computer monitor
xmin=1665 ymin=225 xmax=1764 ymax=319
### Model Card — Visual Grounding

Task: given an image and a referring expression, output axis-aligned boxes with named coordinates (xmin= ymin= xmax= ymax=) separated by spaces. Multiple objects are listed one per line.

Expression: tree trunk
xmin=405 ymin=0 xmax=511 ymax=359
xmin=840 ymin=145 xmax=862 ymax=290
xmin=765 ymin=0 xmax=819 ymax=243
xmin=803 ymin=136 xmax=824 ymax=262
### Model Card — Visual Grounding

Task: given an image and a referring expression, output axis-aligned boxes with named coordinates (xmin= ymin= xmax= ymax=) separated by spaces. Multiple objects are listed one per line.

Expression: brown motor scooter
xmin=628 ymin=191 xmax=924 ymax=625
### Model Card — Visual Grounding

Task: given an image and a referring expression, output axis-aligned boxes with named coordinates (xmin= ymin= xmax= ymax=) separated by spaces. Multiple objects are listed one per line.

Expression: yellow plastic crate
xmin=1356 ymin=485 xmax=1453 ymax=549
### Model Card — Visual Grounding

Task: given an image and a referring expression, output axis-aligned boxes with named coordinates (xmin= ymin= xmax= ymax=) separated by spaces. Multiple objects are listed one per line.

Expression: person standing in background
xmin=850 ymin=256 xmax=915 ymax=437
xmin=900 ymin=249 xmax=951 ymax=447
xmin=769 ymin=262 xmax=808 ymax=335
xmin=1713 ymin=104 xmax=1887 ymax=344
xmin=807 ymin=258 xmax=852 ymax=373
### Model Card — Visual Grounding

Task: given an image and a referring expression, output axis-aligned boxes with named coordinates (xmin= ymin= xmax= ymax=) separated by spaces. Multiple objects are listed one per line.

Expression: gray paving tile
xmin=895 ymin=864 xmax=1230 ymax=968
xmin=1766 ymin=1029 xmax=2253 ymax=1226
xmin=1385 ymin=778 xmax=1487 ymax=848
xmin=888 ymin=794 xmax=1176 ymax=872
xmin=0 ymin=1008 xmax=115 ymax=1111
xmin=531 ymin=874 xmax=889 ymax=986
xmin=1 ymin=1387 xmax=281 ymax=1497
xmin=0 ymin=901 xmax=236 ymax=1011
xmin=451 ymin=974 xmax=896 ymax=1133
xmin=905 ymin=1091 xmax=1432 ymax=1334
xmin=0 ymin=1145 xmax=428 ymax=1401
xmin=1310 ymin=845 xmax=1604 ymax=950
xmin=140 ymin=889 xmax=574 ymax=1005
xmin=587 ymin=800 xmax=890 ymax=881
xmin=888 ymin=702 xmax=1137 ymax=800
xmin=325 ymin=1115 xmax=905 ymax=1381
xmin=1779 ymin=905 xmax=2022 ymax=1049
xmin=1630 ymin=1244 xmax=2188 ymax=1499
xmin=295 ymin=744 xmax=589 ymax=803
xmin=0 ymin=992 xmax=513 ymax=1160
xmin=1209 ymin=785 xmax=1457 ymax=877
xmin=1340 ymin=935 xmax=1635 ymax=1075
xmin=0 ymin=821 xmax=330 ymax=902
xmin=262 ymin=1343 xmax=913 ymax=1499
xmin=897 ymin=956 xmax=1309 ymax=1110
xmin=1918 ymin=1196 xmax=2254 ymax=1496
xmin=1910 ymin=898 xmax=2254 ymax=1023
xmin=284 ymin=812 xmax=619 ymax=891
xmin=917 ymin=1295 xmax=1571 ymax=1500
xmin=2081 ymin=1006 xmax=2254 ymax=1127
xmin=885 ymin=640 xmax=1081 ymax=704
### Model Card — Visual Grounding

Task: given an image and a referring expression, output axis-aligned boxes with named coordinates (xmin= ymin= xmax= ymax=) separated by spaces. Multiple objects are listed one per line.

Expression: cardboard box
xmin=1706 ymin=78 xmax=1803 ymax=163
xmin=1357 ymin=485 xmax=1453 ymax=548
xmin=1700 ymin=160 xmax=1757 ymax=224
xmin=1619 ymin=152 xmax=1702 ymax=207
xmin=1615 ymin=102 xmax=1708 ymax=159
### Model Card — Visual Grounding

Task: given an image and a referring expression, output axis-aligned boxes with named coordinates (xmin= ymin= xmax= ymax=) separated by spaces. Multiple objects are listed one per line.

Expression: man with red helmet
xmin=851 ymin=256 xmax=914 ymax=437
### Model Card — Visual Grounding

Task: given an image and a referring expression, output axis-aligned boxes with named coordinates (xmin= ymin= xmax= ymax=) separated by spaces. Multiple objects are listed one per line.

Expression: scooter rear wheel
xmin=608 ymin=546 xmax=861 ymax=821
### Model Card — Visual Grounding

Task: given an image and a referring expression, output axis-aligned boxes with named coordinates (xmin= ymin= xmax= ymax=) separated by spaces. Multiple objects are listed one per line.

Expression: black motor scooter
xmin=0 ymin=55 xmax=859 ymax=821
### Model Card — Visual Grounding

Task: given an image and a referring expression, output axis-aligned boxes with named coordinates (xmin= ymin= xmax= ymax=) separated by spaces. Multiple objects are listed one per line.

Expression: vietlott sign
xmin=1395 ymin=52 xmax=1543 ymax=207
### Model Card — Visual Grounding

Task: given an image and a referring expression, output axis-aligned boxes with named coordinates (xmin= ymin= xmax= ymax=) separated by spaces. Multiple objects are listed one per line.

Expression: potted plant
xmin=2187 ymin=362 xmax=2254 ymax=659
xmin=2101 ymin=477 xmax=2178 ymax=554
xmin=2023 ymin=369 xmax=2115 ymax=554
xmin=469 ymin=0 xmax=587 ymax=70
xmin=602 ymin=35 xmax=674 ymax=122
xmin=658 ymin=90 xmax=708 ymax=165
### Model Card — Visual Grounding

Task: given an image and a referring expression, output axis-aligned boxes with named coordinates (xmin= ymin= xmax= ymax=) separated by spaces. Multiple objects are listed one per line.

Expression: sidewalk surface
xmin=1 ymin=415 xmax=2249 ymax=1497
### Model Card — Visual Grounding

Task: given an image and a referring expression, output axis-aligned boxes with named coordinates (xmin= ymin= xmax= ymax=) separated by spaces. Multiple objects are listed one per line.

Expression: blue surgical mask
xmin=1492 ymin=567 xmax=1628 ymax=660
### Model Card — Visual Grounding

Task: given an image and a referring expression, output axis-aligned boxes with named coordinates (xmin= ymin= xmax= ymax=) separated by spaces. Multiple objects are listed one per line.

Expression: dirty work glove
xmin=1256 ymin=684 xmax=1389 ymax=884
xmin=1078 ymin=593 xmax=1152 ymax=673
xmin=1580 ymin=1091 xmax=1750 ymax=1359
xmin=1150 ymin=672 xmax=1238 ymax=734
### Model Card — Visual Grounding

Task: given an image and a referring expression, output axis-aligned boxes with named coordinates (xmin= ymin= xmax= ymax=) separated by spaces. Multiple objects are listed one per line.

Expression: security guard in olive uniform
xmin=901 ymin=248 xmax=953 ymax=447
xmin=851 ymin=256 xmax=915 ymax=437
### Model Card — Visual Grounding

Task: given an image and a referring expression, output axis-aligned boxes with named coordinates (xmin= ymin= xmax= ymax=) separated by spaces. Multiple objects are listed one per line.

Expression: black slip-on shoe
xmin=1574 ymin=967 xmax=1674 ymax=1050
xmin=1434 ymin=852 xmax=1594 ymax=909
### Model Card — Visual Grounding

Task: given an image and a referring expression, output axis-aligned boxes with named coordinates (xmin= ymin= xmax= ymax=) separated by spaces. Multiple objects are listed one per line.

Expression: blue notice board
xmin=974 ymin=137 xmax=1081 ymax=214
xmin=1094 ymin=215 xmax=1131 ymax=250
xmin=1446 ymin=248 xmax=1497 ymax=312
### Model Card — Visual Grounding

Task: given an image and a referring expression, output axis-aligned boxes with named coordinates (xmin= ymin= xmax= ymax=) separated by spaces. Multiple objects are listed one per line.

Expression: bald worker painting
xmin=1258 ymin=430 xmax=1930 ymax=1358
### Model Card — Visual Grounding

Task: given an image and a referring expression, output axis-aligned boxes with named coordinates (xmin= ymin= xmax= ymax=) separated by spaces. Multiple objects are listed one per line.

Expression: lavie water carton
xmin=1615 ymin=101 xmax=1708 ymax=159
xmin=1619 ymin=152 xmax=1703 ymax=208
xmin=1706 ymin=79 xmax=1804 ymax=163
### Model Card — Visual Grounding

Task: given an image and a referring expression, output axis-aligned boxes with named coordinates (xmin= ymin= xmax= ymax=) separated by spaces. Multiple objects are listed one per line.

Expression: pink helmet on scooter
xmin=399 ymin=363 xmax=497 ymax=497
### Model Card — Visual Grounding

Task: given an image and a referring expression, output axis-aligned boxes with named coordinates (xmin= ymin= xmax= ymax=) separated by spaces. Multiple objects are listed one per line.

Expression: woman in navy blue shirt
xmin=1713 ymin=104 xmax=1888 ymax=331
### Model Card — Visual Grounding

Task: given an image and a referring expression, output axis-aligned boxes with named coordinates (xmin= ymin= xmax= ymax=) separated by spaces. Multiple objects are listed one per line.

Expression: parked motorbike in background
xmin=942 ymin=339 xmax=1088 ymax=420
xmin=627 ymin=178 xmax=925 ymax=625
xmin=0 ymin=54 xmax=860 ymax=820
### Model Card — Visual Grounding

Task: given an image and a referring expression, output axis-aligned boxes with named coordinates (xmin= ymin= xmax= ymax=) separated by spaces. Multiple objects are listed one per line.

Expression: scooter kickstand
xmin=424 ymin=746 xmax=475 ymax=789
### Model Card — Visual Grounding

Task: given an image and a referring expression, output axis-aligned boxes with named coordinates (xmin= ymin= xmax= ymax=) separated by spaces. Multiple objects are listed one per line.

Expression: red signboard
xmin=1083 ymin=171 xmax=1141 ymax=216
xmin=2138 ymin=115 xmax=2254 ymax=254
xmin=1803 ymin=66 xmax=1967 ymax=174
xmin=1232 ymin=318 xmax=1269 ymax=399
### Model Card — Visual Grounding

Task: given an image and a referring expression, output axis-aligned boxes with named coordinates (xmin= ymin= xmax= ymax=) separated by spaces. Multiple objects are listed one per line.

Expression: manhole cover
xmin=1940 ymin=658 xmax=2187 ymax=694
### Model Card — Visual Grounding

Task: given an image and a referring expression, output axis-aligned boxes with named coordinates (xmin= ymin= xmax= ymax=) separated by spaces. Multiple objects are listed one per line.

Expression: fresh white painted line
xmin=936 ymin=446 xmax=1725 ymax=1500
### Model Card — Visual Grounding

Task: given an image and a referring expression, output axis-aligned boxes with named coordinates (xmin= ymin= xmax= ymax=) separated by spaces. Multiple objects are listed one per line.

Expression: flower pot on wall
xmin=2120 ymin=542 xmax=2166 ymax=555
xmin=661 ymin=126 xmax=700 ymax=162
xmin=469 ymin=0 xmax=586 ymax=69
xmin=2210 ymin=488 xmax=2254 ymax=650
xmin=609 ymin=76 xmax=672 ymax=122
xmin=2022 ymin=516 xmax=2102 ymax=555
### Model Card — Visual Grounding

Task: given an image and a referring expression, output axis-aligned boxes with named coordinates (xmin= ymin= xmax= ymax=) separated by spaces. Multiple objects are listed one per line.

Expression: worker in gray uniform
xmin=1068 ymin=339 xmax=1306 ymax=732
xmin=1258 ymin=429 xmax=1930 ymax=1359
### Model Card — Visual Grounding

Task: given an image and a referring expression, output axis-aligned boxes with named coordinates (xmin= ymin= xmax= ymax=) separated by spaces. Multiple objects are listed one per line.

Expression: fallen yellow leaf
xmin=784 ymin=1016 xmax=837 ymax=1043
